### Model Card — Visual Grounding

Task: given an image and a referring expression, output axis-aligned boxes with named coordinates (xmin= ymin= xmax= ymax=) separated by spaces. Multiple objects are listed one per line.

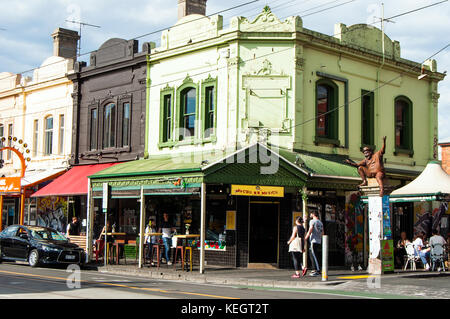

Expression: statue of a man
xmin=345 ymin=136 xmax=386 ymax=196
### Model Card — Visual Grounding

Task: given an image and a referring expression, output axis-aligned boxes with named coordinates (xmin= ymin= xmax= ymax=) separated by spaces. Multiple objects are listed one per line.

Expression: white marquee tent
xmin=389 ymin=161 xmax=450 ymax=202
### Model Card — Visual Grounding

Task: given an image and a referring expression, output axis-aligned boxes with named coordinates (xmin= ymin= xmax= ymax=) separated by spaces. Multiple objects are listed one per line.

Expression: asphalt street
xmin=0 ymin=262 xmax=448 ymax=300
xmin=0 ymin=262 xmax=394 ymax=300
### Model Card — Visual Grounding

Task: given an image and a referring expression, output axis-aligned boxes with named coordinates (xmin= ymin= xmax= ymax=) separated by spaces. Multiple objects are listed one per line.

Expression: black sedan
xmin=0 ymin=225 xmax=85 ymax=267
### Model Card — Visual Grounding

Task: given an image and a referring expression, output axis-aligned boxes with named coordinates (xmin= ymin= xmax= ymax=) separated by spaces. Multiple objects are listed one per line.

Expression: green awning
xmin=277 ymin=148 xmax=360 ymax=179
xmin=89 ymin=144 xmax=308 ymax=191
xmin=89 ymin=143 xmax=364 ymax=193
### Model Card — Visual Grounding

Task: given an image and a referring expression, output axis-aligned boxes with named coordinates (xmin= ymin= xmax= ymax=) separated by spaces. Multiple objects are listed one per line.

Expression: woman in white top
xmin=413 ymin=232 xmax=430 ymax=269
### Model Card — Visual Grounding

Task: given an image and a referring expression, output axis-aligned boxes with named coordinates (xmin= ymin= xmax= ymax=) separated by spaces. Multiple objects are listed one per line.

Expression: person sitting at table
xmin=394 ymin=231 xmax=410 ymax=268
xmin=158 ymin=213 xmax=176 ymax=266
xmin=413 ymin=232 xmax=430 ymax=270
xmin=429 ymin=228 xmax=446 ymax=247
xmin=145 ymin=218 xmax=158 ymax=266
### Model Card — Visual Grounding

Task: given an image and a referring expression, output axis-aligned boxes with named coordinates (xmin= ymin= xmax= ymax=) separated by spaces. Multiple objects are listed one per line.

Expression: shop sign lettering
xmin=0 ymin=177 xmax=21 ymax=193
xmin=231 ymin=185 xmax=284 ymax=197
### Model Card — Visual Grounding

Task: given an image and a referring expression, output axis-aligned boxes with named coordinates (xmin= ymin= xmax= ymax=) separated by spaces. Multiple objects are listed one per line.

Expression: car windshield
xmin=29 ymin=228 xmax=68 ymax=241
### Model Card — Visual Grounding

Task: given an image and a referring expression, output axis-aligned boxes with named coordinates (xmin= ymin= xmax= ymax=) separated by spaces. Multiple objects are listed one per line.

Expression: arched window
xmin=316 ymin=80 xmax=338 ymax=141
xmin=103 ymin=103 xmax=116 ymax=148
xmin=44 ymin=116 xmax=53 ymax=155
xmin=394 ymin=96 xmax=413 ymax=151
xmin=179 ymin=87 xmax=196 ymax=140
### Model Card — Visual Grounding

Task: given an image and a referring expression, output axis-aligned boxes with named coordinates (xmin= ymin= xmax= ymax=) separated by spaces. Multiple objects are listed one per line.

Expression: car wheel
xmin=28 ymin=249 xmax=40 ymax=267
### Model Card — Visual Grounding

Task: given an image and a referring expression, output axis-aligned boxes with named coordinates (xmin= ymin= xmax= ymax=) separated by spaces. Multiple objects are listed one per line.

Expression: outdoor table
xmin=173 ymin=234 xmax=200 ymax=271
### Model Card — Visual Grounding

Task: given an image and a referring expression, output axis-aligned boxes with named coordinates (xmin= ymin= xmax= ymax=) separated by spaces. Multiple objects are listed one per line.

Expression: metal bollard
xmin=322 ymin=235 xmax=328 ymax=281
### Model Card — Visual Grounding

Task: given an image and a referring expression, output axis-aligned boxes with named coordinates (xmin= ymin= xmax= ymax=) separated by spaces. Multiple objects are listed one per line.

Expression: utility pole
xmin=65 ymin=20 xmax=100 ymax=57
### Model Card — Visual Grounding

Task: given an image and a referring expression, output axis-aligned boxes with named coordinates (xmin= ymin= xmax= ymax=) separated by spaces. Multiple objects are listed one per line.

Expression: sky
xmin=0 ymin=0 xmax=449 ymax=145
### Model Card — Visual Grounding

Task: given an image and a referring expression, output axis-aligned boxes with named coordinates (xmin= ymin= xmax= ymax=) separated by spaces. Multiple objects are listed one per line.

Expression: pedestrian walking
xmin=305 ymin=211 xmax=324 ymax=277
xmin=287 ymin=216 xmax=307 ymax=278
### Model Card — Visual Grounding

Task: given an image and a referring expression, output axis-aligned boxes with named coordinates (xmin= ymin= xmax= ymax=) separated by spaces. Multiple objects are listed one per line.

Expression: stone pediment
xmin=230 ymin=6 xmax=302 ymax=33
xmin=90 ymin=38 xmax=139 ymax=67
xmin=334 ymin=23 xmax=401 ymax=59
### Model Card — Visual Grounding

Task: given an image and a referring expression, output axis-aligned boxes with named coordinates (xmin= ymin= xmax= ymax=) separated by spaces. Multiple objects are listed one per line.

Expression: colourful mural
xmin=36 ymin=196 xmax=68 ymax=233
xmin=345 ymin=192 xmax=364 ymax=267
xmin=413 ymin=201 xmax=449 ymax=237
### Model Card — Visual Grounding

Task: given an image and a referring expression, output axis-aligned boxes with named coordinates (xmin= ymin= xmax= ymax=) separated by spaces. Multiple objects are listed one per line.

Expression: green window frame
xmin=201 ymin=75 xmax=217 ymax=142
xmin=159 ymin=86 xmax=175 ymax=147
xmin=361 ymin=90 xmax=375 ymax=149
xmin=394 ymin=96 xmax=414 ymax=156
xmin=175 ymin=76 xmax=199 ymax=144
xmin=314 ymin=79 xmax=339 ymax=146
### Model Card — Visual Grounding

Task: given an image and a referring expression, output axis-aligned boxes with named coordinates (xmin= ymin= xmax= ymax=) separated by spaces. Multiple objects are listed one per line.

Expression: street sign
xmin=102 ymin=183 xmax=108 ymax=213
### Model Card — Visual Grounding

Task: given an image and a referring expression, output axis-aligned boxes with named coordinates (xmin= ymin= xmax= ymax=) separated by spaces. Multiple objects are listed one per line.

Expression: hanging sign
xmin=0 ymin=177 xmax=21 ymax=193
xmin=231 ymin=184 xmax=284 ymax=197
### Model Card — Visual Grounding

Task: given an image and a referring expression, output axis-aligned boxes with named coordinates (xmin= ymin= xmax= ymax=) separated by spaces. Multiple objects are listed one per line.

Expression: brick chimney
xmin=51 ymin=28 xmax=79 ymax=60
xmin=178 ymin=0 xmax=207 ymax=19
xmin=439 ymin=142 xmax=450 ymax=174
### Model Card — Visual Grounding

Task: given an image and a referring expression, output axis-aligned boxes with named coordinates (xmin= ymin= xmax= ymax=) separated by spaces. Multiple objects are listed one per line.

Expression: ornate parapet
xmin=230 ymin=6 xmax=302 ymax=33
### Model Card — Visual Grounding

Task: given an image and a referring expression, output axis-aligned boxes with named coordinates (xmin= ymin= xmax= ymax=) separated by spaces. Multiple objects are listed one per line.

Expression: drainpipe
xmin=144 ymin=55 xmax=151 ymax=159
xmin=376 ymin=4 xmax=386 ymax=146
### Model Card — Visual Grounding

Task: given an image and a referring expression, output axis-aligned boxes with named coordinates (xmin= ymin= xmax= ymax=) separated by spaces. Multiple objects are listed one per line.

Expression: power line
xmin=0 ymin=0 xmax=262 ymax=81
xmin=0 ymin=1 xmax=446 ymax=125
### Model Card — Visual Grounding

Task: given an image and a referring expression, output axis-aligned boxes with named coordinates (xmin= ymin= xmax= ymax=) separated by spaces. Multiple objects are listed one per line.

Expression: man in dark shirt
xmin=67 ymin=216 xmax=81 ymax=236
xmin=158 ymin=213 xmax=175 ymax=265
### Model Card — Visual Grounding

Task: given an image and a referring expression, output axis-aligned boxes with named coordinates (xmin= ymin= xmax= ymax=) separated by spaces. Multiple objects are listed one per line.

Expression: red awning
xmin=31 ymin=163 xmax=121 ymax=197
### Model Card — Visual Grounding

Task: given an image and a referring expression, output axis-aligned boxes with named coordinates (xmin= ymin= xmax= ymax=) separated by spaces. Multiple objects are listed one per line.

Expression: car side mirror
xmin=19 ymin=233 xmax=28 ymax=240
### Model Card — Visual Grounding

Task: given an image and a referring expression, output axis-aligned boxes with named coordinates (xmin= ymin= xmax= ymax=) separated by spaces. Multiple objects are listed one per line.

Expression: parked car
xmin=0 ymin=225 xmax=85 ymax=267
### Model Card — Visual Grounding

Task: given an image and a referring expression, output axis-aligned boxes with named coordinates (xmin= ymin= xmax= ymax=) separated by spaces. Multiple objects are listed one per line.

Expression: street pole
xmin=138 ymin=186 xmax=145 ymax=269
xmin=301 ymin=187 xmax=308 ymax=269
xmin=199 ymin=182 xmax=206 ymax=274
xmin=322 ymin=235 xmax=328 ymax=281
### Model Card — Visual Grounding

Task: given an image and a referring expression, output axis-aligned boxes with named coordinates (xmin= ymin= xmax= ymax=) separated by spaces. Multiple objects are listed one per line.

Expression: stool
xmin=150 ymin=244 xmax=163 ymax=268
xmin=174 ymin=246 xmax=185 ymax=270
xmin=184 ymin=247 xmax=193 ymax=272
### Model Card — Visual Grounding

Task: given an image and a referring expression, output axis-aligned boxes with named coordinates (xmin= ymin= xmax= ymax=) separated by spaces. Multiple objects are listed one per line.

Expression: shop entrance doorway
xmin=248 ymin=202 xmax=279 ymax=266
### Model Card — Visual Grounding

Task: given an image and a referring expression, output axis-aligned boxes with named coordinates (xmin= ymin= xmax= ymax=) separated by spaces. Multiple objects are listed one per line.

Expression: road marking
xmin=0 ymin=269 xmax=238 ymax=299
xmin=337 ymin=275 xmax=376 ymax=279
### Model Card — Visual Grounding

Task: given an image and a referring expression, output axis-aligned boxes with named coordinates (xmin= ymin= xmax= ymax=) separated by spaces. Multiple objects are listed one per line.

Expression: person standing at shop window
xmin=158 ymin=213 xmax=175 ymax=265
xmin=305 ymin=211 xmax=324 ymax=277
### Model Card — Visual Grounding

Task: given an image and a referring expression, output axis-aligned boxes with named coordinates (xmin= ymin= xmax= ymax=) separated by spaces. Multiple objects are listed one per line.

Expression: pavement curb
xmin=97 ymin=266 xmax=346 ymax=289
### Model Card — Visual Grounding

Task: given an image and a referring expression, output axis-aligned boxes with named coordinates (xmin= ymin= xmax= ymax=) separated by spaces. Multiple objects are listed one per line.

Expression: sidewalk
xmin=88 ymin=262 xmax=449 ymax=290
